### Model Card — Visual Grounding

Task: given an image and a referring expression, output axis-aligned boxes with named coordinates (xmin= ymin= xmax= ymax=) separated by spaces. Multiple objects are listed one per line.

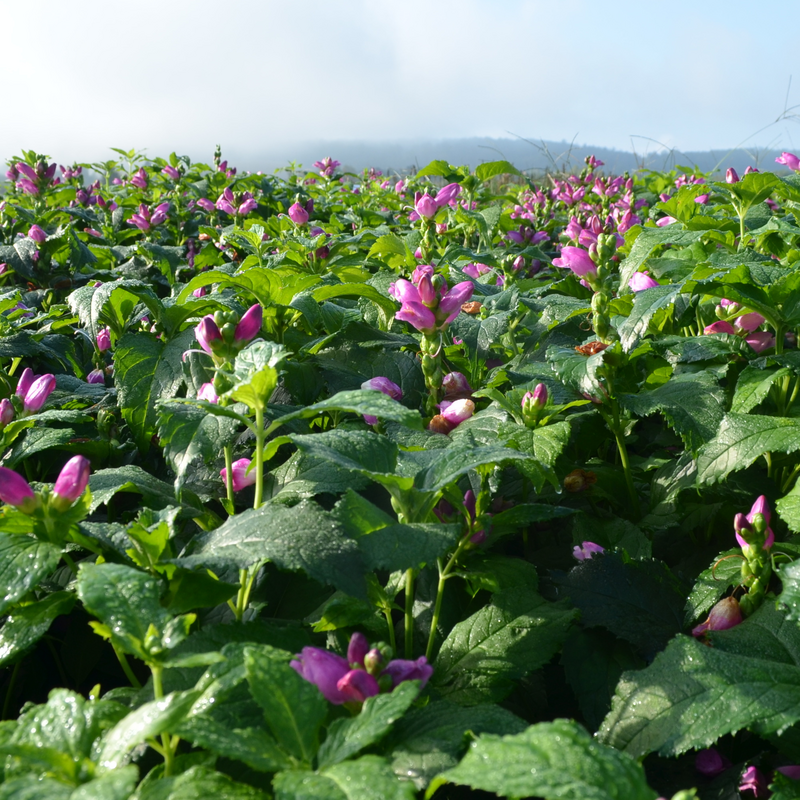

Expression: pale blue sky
xmin=2 ymin=0 xmax=797 ymax=166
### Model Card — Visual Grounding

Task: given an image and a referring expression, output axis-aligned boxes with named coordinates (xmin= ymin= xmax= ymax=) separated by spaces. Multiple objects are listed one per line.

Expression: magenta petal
xmin=53 ymin=455 xmax=91 ymax=504
xmin=291 ymin=647 xmax=350 ymax=704
xmin=396 ymin=302 xmax=436 ymax=333
xmin=381 ymin=656 xmax=433 ymax=689
xmin=0 ymin=467 xmax=35 ymax=507
xmin=336 ymin=669 xmax=380 ymax=703
xmin=347 ymin=632 xmax=370 ymax=666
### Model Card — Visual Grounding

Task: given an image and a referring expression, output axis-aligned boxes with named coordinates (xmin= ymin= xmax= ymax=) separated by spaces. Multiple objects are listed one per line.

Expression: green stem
xmin=61 ymin=552 xmax=79 ymax=576
xmin=234 ymin=567 xmax=258 ymax=622
xmin=114 ymin=646 xmax=142 ymax=690
xmin=609 ymin=402 xmax=640 ymax=517
xmin=782 ymin=462 xmax=800 ymax=494
xmin=254 ymin=406 xmax=265 ymax=509
xmin=382 ymin=606 xmax=397 ymax=656
xmin=223 ymin=445 xmax=235 ymax=506
xmin=403 ymin=568 xmax=415 ymax=659
xmin=152 ymin=665 xmax=175 ymax=777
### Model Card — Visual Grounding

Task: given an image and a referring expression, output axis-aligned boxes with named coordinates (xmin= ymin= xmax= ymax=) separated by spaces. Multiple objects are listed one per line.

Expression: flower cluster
xmin=291 ymin=632 xmax=432 ymax=705
xmin=195 ymin=304 xmax=263 ymax=363
xmin=389 ymin=267 xmax=473 ymax=335
xmin=128 ymin=202 xmax=169 ymax=231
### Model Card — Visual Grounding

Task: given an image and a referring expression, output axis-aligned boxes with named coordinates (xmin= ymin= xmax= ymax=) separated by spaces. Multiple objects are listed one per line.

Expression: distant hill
xmin=228 ymin=137 xmax=790 ymax=179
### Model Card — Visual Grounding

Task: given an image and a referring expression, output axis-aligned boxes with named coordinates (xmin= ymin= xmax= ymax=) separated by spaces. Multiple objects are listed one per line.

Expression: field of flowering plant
xmin=1 ymin=144 xmax=800 ymax=800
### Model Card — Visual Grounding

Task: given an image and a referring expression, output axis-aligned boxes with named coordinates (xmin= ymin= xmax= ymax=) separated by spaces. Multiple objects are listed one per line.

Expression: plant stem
xmin=382 ymin=606 xmax=397 ymax=656
xmin=404 ymin=568 xmax=415 ymax=658
xmin=223 ymin=444 xmax=235 ymax=506
xmin=234 ymin=566 xmax=258 ymax=621
xmin=254 ymin=406 xmax=265 ymax=509
xmin=609 ymin=402 xmax=640 ymax=517
xmin=114 ymin=646 xmax=142 ymax=690
xmin=152 ymin=665 xmax=175 ymax=777
xmin=61 ymin=552 xmax=79 ymax=576
xmin=425 ymin=537 xmax=470 ymax=662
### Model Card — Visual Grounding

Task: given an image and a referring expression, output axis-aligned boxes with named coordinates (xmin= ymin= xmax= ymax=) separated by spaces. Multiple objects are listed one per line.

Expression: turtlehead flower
xmin=0 ymin=398 xmax=14 ymax=426
xmin=656 ymin=215 xmax=677 ymax=226
xmin=234 ymin=304 xmax=262 ymax=343
xmin=86 ymin=369 xmax=105 ymax=385
xmin=414 ymin=192 xmax=438 ymax=219
xmin=197 ymin=383 xmax=219 ymax=404
xmin=692 ymin=596 xmax=743 ymax=637
xmin=0 ymin=467 xmax=36 ymax=510
xmin=22 ymin=374 xmax=56 ymax=413
xmin=439 ymin=398 xmax=475 ymax=427
xmin=695 ymin=748 xmax=732 ymax=777
xmin=776 ymin=152 xmax=800 ymax=172
xmin=96 ymin=327 xmax=111 ymax=351
xmin=735 ymin=495 xmax=774 ymax=550
xmin=552 ymin=246 xmax=597 ymax=279
xmin=220 ymin=458 xmax=257 ymax=492
xmin=313 ymin=157 xmax=340 ymax=177
xmin=28 ymin=224 xmax=47 ymax=243
xmin=442 ymin=372 xmax=471 ymax=398
xmin=361 ymin=377 xmax=402 ymax=425
xmin=161 ymin=165 xmax=180 ymax=181
xmin=704 ymin=320 xmax=736 ymax=335
xmin=726 ymin=167 xmax=740 ymax=183
xmin=195 ymin=316 xmax=222 ymax=354
xmin=435 ymin=182 xmax=461 ymax=208
xmin=628 ymin=272 xmax=659 ymax=292
xmin=129 ymin=168 xmax=148 ymax=189
xmin=745 ymin=331 xmax=775 ymax=353
xmin=573 ymin=541 xmax=604 ymax=561
xmin=739 ymin=766 xmax=768 ymax=798
xmin=196 ymin=198 xmax=215 ymax=213
xmin=52 ymin=455 xmax=91 ymax=511
xmin=288 ymin=202 xmax=309 ymax=225
xmin=291 ymin=632 xmax=432 ymax=705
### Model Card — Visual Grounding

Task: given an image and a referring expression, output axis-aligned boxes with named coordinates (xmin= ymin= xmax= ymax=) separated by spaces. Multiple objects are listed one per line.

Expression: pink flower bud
xmin=628 ymin=272 xmax=659 ymax=292
xmin=336 ymin=668 xmax=380 ymax=703
xmin=23 ymin=374 xmax=56 ymax=412
xmin=0 ymin=467 xmax=35 ymax=509
xmin=704 ymin=320 xmax=736 ymax=335
xmin=776 ymin=152 xmax=800 ymax=172
xmin=726 ymin=167 xmax=740 ymax=183
xmin=234 ymin=304 xmax=262 ymax=343
xmin=16 ymin=368 xmax=34 ymax=398
xmin=440 ymin=398 xmax=475 ymax=426
xmin=15 ymin=163 xmax=37 ymax=182
xmin=197 ymin=383 xmax=219 ymax=403
xmin=745 ymin=331 xmax=775 ymax=353
xmin=96 ymin=327 xmax=111 ymax=351
xmin=52 ymin=455 xmax=91 ymax=508
xmin=347 ymin=632 xmax=370 ymax=666
xmin=435 ymin=182 xmax=461 ymax=208
xmin=692 ymin=596 xmax=743 ymax=636
xmin=414 ymin=193 xmax=438 ymax=219
xmin=417 ymin=275 xmax=437 ymax=306
xmin=0 ymin=398 xmax=13 ymax=425
xmin=361 ymin=377 xmax=402 ymax=401
xmin=656 ymin=216 xmax=677 ymax=227
xmin=438 ymin=281 xmax=474 ymax=321
xmin=150 ymin=202 xmax=169 ymax=226
xmin=195 ymin=316 xmax=222 ymax=354
xmin=162 ymin=165 xmax=180 ymax=181
xmin=220 ymin=458 xmax=257 ymax=492
xmin=28 ymin=225 xmax=46 ymax=243
xmin=572 ymin=541 xmax=605 ymax=561
xmin=86 ymin=369 xmax=105 ymax=385
xmin=395 ymin=302 xmax=437 ymax=334
xmin=552 ymin=246 xmax=597 ymax=278
xmin=196 ymin=198 xmax=215 ymax=213
xmin=288 ymin=202 xmax=309 ymax=225
xmin=735 ymin=312 xmax=765 ymax=332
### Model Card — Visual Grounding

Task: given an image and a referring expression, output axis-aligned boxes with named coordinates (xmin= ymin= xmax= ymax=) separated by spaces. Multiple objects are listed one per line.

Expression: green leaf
xmin=475 ymin=160 xmax=522 ymax=182
xmin=135 ymin=764 xmax=268 ymax=800
xmin=416 ymin=160 xmax=461 ymax=181
xmin=274 ymin=389 xmax=423 ymax=431
xmin=88 ymin=466 xmax=183 ymax=514
xmin=114 ymin=328 xmax=193 ymax=453
xmin=506 ymin=420 xmax=571 ymax=468
xmin=553 ymin=554 xmax=685 ymax=657
xmin=77 ymin=562 xmax=171 ymax=661
xmin=432 ymin=588 xmax=577 ymax=704
xmin=67 ymin=278 xmax=160 ymax=339
xmin=598 ymin=607 xmax=800 ymax=757
xmin=70 ymin=767 xmax=139 ymax=800
xmin=274 ymin=756 xmax=416 ymax=800
xmin=413 ymin=445 xmax=532 ymax=493
xmin=618 ymin=370 xmax=726 ymax=453
xmin=4 ymin=427 xmax=77 ymax=469
xmin=157 ymin=402 xmax=238 ymax=492
xmin=619 ymin=226 xmax=707 ymax=289
xmin=387 ymin=701 xmax=527 ymax=789
xmin=180 ymin=500 xmax=367 ymax=599
xmin=696 ymin=413 xmax=800 ymax=485
xmin=732 ymin=365 xmax=793 ymax=414
xmin=176 ymin=716 xmax=292 ymax=773
xmin=227 ymin=340 xmax=286 ymax=410
xmin=778 ymin=482 xmax=800 ymax=534
xmin=0 ymin=535 xmax=62 ymax=616
xmin=244 ymin=645 xmax=326 ymax=764
xmin=430 ymin=719 xmax=656 ymax=800
xmin=97 ymin=690 xmax=201 ymax=771
xmin=618 ymin=284 xmax=681 ymax=352
xmin=546 ymin=345 xmax=606 ymax=399
xmin=717 ymin=170 xmax=780 ymax=212
xmin=317 ymin=682 xmax=419 ymax=768
xmin=289 ymin=429 xmax=400 ymax=481
xmin=0 ymin=592 xmax=75 ymax=667
xmin=683 ymin=548 xmax=742 ymax=626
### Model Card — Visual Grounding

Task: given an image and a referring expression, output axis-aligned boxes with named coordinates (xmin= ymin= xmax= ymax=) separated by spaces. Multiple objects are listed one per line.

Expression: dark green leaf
xmin=0 ymin=535 xmax=62 ymax=616
xmin=0 ymin=592 xmax=75 ymax=667
xmin=618 ymin=284 xmax=681 ymax=352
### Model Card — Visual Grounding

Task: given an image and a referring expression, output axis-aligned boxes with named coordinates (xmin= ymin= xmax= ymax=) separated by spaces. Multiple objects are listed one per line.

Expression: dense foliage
xmin=1 ymin=145 xmax=800 ymax=799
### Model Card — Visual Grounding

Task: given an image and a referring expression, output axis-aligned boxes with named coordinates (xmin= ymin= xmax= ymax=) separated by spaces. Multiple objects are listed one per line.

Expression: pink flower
xmin=196 ymin=198 xmax=215 ymax=213
xmin=438 ymin=281 xmax=473 ymax=322
xmin=704 ymin=320 xmax=736 ymax=335
xmin=552 ymin=246 xmax=596 ymax=279
xmin=735 ymin=495 xmax=774 ymax=550
xmin=414 ymin=193 xmax=438 ymax=219
xmin=288 ymin=202 xmax=309 ymax=225
xmin=313 ymin=157 xmax=340 ymax=177
xmin=0 ymin=398 xmax=14 ymax=426
xmin=396 ymin=302 xmax=436 ymax=333
xmin=435 ymin=183 xmax=461 ymax=208
xmin=361 ymin=377 xmax=403 ymax=425
xmin=234 ymin=304 xmax=262 ymax=343
xmin=0 ymin=467 xmax=35 ymax=509
xmin=735 ymin=312 xmax=766 ymax=332
xmin=695 ymin=748 xmax=731 ymax=777
xmin=726 ymin=167 xmax=740 ymax=183
xmin=52 ymin=455 xmax=91 ymax=509
xmin=691 ymin=596 xmax=742 ymax=637
xmin=776 ymin=152 xmax=800 ymax=172
xmin=129 ymin=168 xmax=148 ymax=189
xmin=162 ymin=165 xmax=180 ymax=181
xmin=656 ymin=216 xmax=677 ymax=227
xmin=28 ymin=225 xmax=46 ymax=243
xmin=628 ymin=272 xmax=659 ymax=292
xmin=572 ymin=541 xmax=604 ymax=561
xmin=197 ymin=383 xmax=219 ymax=404
xmin=86 ymin=369 xmax=105 ymax=385
xmin=220 ymin=458 xmax=257 ymax=492
xmin=739 ymin=766 xmax=768 ymax=798
xmin=745 ymin=331 xmax=775 ymax=353
xmin=439 ymin=398 xmax=475 ymax=427
xmin=442 ymin=372 xmax=471 ymax=398
xmin=22 ymin=374 xmax=56 ymax=413
xmin=97 ymin=327 xmax=111 ymax=352
xmin=195 ymin=316 xmax=222 ymax=354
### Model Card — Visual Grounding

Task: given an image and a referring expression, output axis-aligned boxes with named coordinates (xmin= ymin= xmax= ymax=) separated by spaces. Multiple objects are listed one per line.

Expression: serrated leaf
xmin=553 ymin=554 xmax=685 ymax=657
xmin=244 ymin=645 xmax=326 ymax=763
xmin=432 ymin=588 xmax=577 ymax=705
xmin=778 ymin=482 xmax=800 ymax=534
xmin=546 ymin=345 xmax=606 ymax=399
xmin=619 ymin=370 xmax=726 ymax=453
xmin=0 ymin=535 xmax=62 ymax=616
xmin=179 ymin=500 xmax=367 ymax=599
xmin=77 ymin=562 xmax=171 ymax=661
xmin=683 ymin=548 xmax=742 ymax=626
xmin=0 ymin=592 xmax=75 ymax=667
xmin=475 ymin=160 xmax=522 ymax=182
xmin=317 ymin=682 xmax=419 ymax=768
xmin=430 ymin=719 xmax=656 ymax=800
xmin=697 ymin=413 xmax=800 ymax=485
xmin=274 ymin=755 xmax=416 ymax=800
xmin=88 ymin=465 xmax=182 ymax=513
xmin=227 ymin=340 xmax=286 ymax=410
xmin=732 ymin=365 xmax=792 ymax=414
xmin=135 ymin=764 xmax=268 ymax=800
xmin=618 ymin=284 xmax=681 ymax=352
xmin=599 ymin=607 xmax=800 ymax=758
xmin=620 ymin=226 xmax=707 ymax=289
xmin=157 ymin=401 xmax=238 ymax=491
xmin=115 ymin=328 xmax=193 ymax=453
xmin=387 ymin=701 xmax=527 ymax=789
